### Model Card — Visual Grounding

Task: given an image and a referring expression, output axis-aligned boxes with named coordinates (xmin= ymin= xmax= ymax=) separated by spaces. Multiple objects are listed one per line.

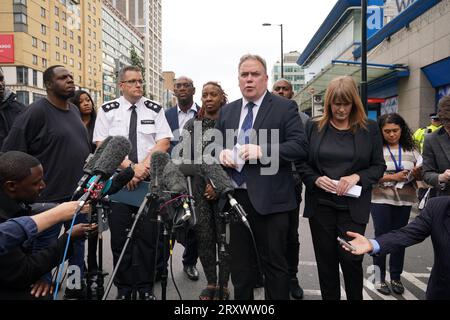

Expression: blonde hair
xmin=317 ymin=76 xmax=368 ymax=133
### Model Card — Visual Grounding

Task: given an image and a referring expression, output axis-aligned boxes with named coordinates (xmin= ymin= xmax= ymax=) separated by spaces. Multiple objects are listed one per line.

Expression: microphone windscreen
xmin=105 ymin=167 xmax=135 ymax=195
xmin=200 ymin=163 xmax=234 ymax=196
xmin=83 ymin=136 xmax=113 ymax=174
xmin=149 ymin=151 xmax=170 ymax=190
xmin=162 ymin=162 xmax=188 ymax=194
xmin=179 ymin=164 xmax=199 ymax=177
xmin=94 ymin=136 xmax=131 ymax=178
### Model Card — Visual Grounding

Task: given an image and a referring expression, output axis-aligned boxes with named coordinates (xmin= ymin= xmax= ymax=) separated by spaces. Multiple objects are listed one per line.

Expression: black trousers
xmin=309 ymin=204 xmax=366 ymax=300
xmin=286 ymin=182 xmax=302 ymax=279
xmin=109 ymin=202 xmax=158 ymax=295
xmin=230 ymin=190 xmax=290 ymax=300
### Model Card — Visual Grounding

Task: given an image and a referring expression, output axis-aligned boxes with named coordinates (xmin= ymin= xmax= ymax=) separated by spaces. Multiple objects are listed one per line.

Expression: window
xmin=16 ymin=67 xmax=28 ymax=85
xmin=69 ymin=31 xmax=73 ymax=39
xmin=32 ymin=55 xmax=37 ymax=65
xmin=33 ymin=70 xmax=38 ymax=86
xmin=62 ymin=41 xmax=67 ymax=49
xmin=88 ymin=41 xmax=91 ymax=49
xmin=56 ymin=52 xmax=60 ymax=61
xmin=40 ymin=7 xmax=46 ymax=18
xmin=62 ymin=12 xmax=66 ymax=21
xmin=14 ymin=13 xmax=27 ymax=24
xmin=41 ymin=41 xmax=47 ymax=52
xmin=16 ymin=91 xmax=29 ymax=106
xmin=62 ymin=26 xmax=67 ymax=35
xmin=55 ymin=36 xmax=60 ymax=46
xmin=93 ymin=31 xmax=96 ymax=39
xmin=42 ymin=58 xmax=47 ymax=68
xmin=33 ymin=93 xmax=45 ymax=103
xmin=32 ymin=36 xmax=37 ymax=47
xmin=88 ymin=28 xmax=91 ymax=36
xmin=63 ymin=55 xmax=67 ymax=63
xmin=13 ymin=0 xmax=27 ymax=5
xmin=54 ymin=21 xmax=59 ymax=31
xmin=41 ymin=24 xmax=46 ymax=35
xmin=70 ymin=58 xmax=74 ymax=67
xmin=54 ymin=6 xmax=59 ymax=16
xmin=88 ymin=15 xmax=91 ymax=23
xmin=88 ymin=53 xmax=91 ymax=61
xmin=78 ymin=49 xmax=81 ymax=57
xmin=78 ymin=62 xmax=82 ymax=70
xmin=77 ymin=36 xmax=81 ymax=44
xmin=70 ymin=44 xmax=74 ymax=53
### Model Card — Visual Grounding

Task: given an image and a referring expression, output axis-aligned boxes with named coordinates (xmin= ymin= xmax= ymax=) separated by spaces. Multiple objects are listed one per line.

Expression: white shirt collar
xmin=120 ymin=96 xmax=144 ymax=110
xmin=242 ymin=90 xmax=267 ymax=108
xmin=177 ymin=102 xmax=197 ymax=114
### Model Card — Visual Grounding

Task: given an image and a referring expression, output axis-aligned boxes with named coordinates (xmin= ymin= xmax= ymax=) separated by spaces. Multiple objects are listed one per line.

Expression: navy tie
xmin=128 ymin=105 xmax=138 ymax=163
xmin=230 ymin=102 xmax=255 ymax=186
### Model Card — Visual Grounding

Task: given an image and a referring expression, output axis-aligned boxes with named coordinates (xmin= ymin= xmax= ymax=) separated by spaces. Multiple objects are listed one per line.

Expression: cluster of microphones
xmin=72 ymin=135 xmax=249 ymax=230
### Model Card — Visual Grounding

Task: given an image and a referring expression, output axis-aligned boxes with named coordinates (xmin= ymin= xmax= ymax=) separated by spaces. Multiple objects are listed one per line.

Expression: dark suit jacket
xmin=376 ymin=196 xmax=450 ymax=300
xmin=165 ymin=104 xmax=200 ymax=152
xmin=215 ymin=91 xmax=308 ymax=215
xmin=299 ymin=119 xmax=386 ymax=224
xmin=423 ymin=127 xmax=450 ymax=196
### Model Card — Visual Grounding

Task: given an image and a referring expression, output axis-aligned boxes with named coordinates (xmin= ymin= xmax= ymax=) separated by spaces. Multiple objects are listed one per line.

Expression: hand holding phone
xmin=337 ymin=236 xmax=356 ymax=251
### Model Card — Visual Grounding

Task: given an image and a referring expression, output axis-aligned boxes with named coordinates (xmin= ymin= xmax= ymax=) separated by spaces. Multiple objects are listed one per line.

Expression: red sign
xmin=0 ymin=34 xmax=14 ymax=63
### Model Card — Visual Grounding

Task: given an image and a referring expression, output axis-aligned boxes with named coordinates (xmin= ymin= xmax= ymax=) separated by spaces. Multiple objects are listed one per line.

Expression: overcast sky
xmin=162 ymin=0 xmax=338 ymax=103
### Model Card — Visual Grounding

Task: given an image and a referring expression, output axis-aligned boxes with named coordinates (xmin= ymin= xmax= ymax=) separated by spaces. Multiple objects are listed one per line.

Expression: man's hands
xmin=315 ymin=174 xmax=360 ymax=196
xmin=341 ymin=231 xmax=373 ymax=255
xmin=69 ymin=223 xmax=97 ymax=239
xmin=30 ymin=279 xmax=53 ymax=298
xmin=438 ymin=169 xmax=450 ymax=183
xmin=219 ymin=144 xmax=262 ymax=168
xmin=127 ymin=162 xmax=149 ymax=191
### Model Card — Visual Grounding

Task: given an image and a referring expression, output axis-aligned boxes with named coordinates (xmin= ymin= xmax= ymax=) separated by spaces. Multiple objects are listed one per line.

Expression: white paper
xmin=330 ymin=180 xmax=362 ymax=198
xmin=232 ymin=144 xmax=245 ymax=172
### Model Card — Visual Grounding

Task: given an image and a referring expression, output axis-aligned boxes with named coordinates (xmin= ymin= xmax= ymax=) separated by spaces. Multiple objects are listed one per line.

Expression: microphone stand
xmin=102 ymin=191 xmax=158 ymax=300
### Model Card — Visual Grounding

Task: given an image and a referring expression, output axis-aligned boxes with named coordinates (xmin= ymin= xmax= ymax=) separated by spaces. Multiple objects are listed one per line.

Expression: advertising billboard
xmin=0 ymin=34 xmax=14 ymax=63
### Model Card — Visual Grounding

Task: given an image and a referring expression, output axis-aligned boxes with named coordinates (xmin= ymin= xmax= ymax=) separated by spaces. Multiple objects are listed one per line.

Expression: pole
xmin=280 ymin=24 xmax=284 ymax=79
xmin=361 ymin=0 xmax=368 ymax=114
xmin=144 ymin=0 xmax=150 ymax=97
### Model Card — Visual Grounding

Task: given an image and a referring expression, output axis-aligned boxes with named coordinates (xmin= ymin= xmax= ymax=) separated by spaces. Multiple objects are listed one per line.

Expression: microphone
xmin=149 ymin=151 xmax=170 ymax=192
xmin=178 ymin=164 xmax=199 ymax=224
xmin=162 ymin=162 xmax=194 ymax=223
xmin=73 ymin=136 xmax=113 ymax=197
xmin=103 ymin=166 xmax=135 ymax=196
xmin=200 ymin=162 xmax=250 ymax=229
xmin=78 ymin=136 xmax=132 ymax=207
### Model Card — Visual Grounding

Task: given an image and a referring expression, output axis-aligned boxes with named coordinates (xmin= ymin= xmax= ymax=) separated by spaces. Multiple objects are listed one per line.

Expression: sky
xmin=162 ymin=0 xmax=338 ymax=103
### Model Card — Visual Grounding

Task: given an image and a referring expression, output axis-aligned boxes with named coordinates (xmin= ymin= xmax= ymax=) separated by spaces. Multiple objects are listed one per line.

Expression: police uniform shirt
xmin=93 ymin=96 xmax=173 ymax=163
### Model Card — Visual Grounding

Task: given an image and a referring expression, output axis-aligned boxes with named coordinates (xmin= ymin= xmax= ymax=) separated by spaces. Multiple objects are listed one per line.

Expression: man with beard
xmin=2 ymin=65 xmax=91 ymax=299
xmin=0 ymin=68 xmax=26 ymax=148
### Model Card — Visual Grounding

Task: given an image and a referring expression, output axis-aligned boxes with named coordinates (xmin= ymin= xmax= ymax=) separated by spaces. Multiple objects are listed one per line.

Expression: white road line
xmin=363 ymin=288 xmax=372 ymax=300
xmin=410 ymin=273 xmax=430 ymax=278
xmin=303 ymin=289 xmax=321 ymax=296
xmin=402 ymin=271 xmax=428 ymax=292
xmin=299 ymin=261 xmax=317 ymax=266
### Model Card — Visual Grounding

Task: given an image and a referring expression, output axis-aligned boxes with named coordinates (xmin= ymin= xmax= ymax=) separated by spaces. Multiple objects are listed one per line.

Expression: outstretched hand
xmin=342 ymin=231 xmax=373 ymax=255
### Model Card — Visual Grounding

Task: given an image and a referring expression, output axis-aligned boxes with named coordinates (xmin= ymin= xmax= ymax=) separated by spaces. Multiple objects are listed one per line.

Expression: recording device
xmin=73 ymin=136 xmax=113 ymax=197
xmin=149 ymin=151 xmax=170 ymax=195
xmin=337 ymin=236 xmax=356 ymax=251
xmin=200 ymin=161 xmax=250 ymax=229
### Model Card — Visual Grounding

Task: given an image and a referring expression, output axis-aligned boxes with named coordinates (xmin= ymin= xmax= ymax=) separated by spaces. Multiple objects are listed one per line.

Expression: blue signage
xmin=367 ymin=0 xmax=384 ymax=39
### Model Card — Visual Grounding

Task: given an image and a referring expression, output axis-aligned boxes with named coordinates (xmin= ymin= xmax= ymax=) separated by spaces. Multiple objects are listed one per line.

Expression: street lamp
xmin=262 ymin=23 xmax=284 ymax=78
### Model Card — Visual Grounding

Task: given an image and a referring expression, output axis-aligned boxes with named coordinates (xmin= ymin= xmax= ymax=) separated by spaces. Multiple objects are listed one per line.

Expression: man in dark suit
xmin=344 ymin=196 xmax=450 ymax=300
xmin=216 ymin=54 xmax=307 ymax=300
xmin=423 ymin=96 xmax=450 ymax=197
xmin=164 ymin=76 xmax=200 ymax=281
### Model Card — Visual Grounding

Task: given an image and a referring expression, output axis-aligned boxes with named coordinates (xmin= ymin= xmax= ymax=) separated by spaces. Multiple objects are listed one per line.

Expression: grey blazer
xmin=423 ymin=127 xmax=450 ymax=196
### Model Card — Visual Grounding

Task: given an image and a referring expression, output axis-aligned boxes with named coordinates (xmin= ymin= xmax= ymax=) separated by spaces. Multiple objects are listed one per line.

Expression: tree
xmin=130 ymin=46 xmax=148 ymax=97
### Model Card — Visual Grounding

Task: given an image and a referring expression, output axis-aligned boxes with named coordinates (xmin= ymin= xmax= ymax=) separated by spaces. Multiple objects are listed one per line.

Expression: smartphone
xmin=337 ymin=236 xmax=356 ymax=251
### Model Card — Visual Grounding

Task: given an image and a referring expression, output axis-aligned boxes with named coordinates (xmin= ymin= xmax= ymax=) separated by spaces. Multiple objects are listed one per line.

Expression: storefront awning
xmin=295 ymin=60 xmax=409 ymax=111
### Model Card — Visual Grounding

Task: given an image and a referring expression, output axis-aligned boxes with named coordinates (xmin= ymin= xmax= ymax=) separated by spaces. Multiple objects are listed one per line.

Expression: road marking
xmin=410 ymin=273 xmax=430 ymax=278
xmin=402 ymin=271 xmax=428 ymax=292
xmin=364 ymin=279 xmax=397 ymax=300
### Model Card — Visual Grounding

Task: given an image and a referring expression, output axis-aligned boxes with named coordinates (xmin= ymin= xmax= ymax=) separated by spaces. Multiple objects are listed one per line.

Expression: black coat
xmin=376 ymin=196 xmax=450 ymax=300
xmin=299 ymin=119 xmax=386 ymax=224
xmin=215 ymin=91 xmax=308 ymax=215
xmin=0 ymin=91 xmax=26 ymax=148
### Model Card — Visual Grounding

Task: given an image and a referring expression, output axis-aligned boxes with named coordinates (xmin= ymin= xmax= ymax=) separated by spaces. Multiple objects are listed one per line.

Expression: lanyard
xmin=386 ymin=144 xmax=403 ymax=172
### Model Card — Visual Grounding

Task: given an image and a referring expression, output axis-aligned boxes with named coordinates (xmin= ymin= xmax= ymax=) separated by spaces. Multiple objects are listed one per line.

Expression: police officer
xmin=413 ymin=113 xmax=442 ymax=153
xmin=93 ymin=65 xmax=173 ymax=300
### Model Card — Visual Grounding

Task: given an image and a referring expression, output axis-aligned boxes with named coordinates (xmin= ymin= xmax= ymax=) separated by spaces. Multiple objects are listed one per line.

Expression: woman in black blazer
xmin=299 ymin=76 xmax=386 ymax=300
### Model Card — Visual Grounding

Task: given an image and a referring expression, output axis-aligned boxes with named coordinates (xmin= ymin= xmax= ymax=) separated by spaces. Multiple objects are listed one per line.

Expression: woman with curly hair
xmin=179 ymin=81 xmax=231 ymax=300
xmin=370 ymin=113 xmax=422 ymax=295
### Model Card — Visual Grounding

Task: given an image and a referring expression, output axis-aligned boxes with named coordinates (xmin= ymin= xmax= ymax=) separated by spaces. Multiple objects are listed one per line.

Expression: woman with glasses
xmin=423 ymin=96 xmax=450 ymax=197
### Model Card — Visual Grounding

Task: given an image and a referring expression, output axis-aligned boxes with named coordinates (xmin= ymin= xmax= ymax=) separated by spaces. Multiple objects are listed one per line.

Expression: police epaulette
xmin=144 ymin=100 xmax=162 ymax=113
xmin=102 ymin=101 xmax=120 ymax=113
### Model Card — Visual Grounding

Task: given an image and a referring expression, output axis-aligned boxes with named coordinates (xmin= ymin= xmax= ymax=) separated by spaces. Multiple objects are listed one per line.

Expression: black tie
xmin=128 ymin=105 xmax=138 ymax=163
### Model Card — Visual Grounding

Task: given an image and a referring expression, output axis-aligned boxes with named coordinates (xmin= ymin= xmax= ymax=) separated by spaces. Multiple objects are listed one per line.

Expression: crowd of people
xmin=0 ymin=57 xmax=449 ymax=301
